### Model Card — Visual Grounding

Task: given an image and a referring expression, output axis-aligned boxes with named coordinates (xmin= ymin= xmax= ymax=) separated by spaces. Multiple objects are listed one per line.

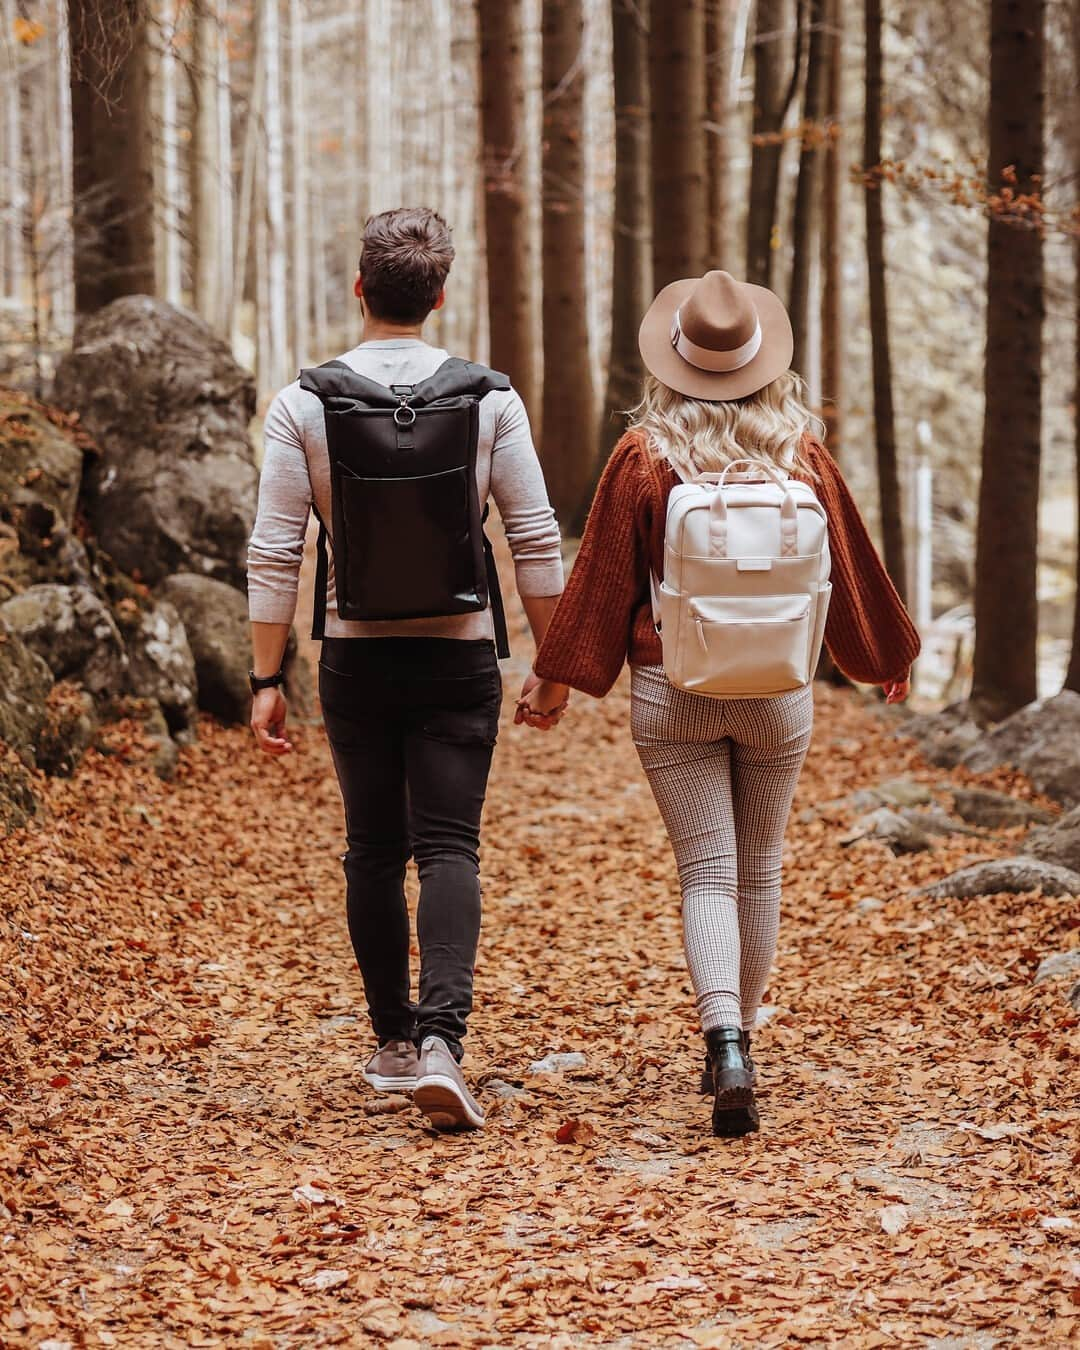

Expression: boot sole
xmin=712 ymin=1083 xmax=760 ymax=1138
xmin=414 ymin=1075 xmax=485 ymax=1131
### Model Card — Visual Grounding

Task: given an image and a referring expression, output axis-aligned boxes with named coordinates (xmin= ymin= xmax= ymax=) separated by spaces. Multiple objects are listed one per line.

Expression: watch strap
xmin=249 ymin=667 xmax=286 ymax=694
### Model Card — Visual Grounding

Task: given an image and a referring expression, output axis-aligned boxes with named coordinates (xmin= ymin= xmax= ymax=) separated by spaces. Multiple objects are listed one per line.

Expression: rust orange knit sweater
xmin=535 ymin=430 xmax=921 ymax=698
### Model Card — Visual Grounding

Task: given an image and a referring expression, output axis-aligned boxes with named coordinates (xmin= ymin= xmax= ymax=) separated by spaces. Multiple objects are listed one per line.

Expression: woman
xmin=519 ymin=270 xmax=920 ymax=1138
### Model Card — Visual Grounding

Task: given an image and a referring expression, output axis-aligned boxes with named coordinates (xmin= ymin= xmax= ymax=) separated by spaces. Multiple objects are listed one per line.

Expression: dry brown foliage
xmin=1 ymin=625 xmax=1077 ymax=1345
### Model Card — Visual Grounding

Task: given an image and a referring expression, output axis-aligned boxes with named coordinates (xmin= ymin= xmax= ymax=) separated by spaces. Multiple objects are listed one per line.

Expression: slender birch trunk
xmin=192 ymin=0 xmax=221 ymax=322
xmin=288 ymin=0 xmax=309 ymax=366
xmin=3 ymin=0 xmax=23 ymax=300
xmin=262 ymin=0 xmax=288 ymax=390
xmin=160 ymin=0 xmax=183 ymax=306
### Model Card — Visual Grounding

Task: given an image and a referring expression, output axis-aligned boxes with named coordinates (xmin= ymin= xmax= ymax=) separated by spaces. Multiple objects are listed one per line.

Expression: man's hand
xmin=251 ymin=687 xmax=293 ymax=755
xmin=514 ymin=670 xmax=570 ymax=731
xmin=883 ymin=677 xmax=911 ymax=705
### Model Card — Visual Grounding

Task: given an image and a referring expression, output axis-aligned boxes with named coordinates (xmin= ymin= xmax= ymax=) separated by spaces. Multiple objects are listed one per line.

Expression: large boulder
xmin=52 ymin=296 xmax=258 ymax=589
xmin=120 ymin=597 xmax=198 ymax=734
xmin=0 ymin=583 xmax=128 ymax=699
xmin=958 ymin=691 xmax=1080 ymax=807
xmin=158 ymin=573 xmax=313 ymax=726
xmin=0 ymin=616 xmax=53 ymax=767
xmin=1026 ymin=805 xmax=1080 ymax=875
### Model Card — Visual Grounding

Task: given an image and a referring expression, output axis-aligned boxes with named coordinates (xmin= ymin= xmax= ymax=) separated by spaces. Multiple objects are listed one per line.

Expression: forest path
xmin=2 ymin=644 xmax=1077 ymax=1347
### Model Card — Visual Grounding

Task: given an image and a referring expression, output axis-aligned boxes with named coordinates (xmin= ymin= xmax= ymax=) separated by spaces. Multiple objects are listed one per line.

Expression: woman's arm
xmin=533 ymin=435 xmax=651 ymax=698
xmin=805 ymin=439 xmax=921 ymax=686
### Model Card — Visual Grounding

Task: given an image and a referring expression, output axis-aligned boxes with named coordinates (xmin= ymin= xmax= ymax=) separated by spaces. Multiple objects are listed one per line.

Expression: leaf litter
xmin=1 ymin=599 xmax=1078 ymax=1347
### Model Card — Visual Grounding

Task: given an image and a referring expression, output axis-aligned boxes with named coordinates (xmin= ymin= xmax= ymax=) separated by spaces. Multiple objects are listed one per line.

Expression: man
xmin=246 ymin=207 xmax=570 ymax=1130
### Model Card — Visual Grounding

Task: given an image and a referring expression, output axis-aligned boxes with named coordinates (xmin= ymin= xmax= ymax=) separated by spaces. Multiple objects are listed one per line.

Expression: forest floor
xmin=2 ymin=611 xmax=1079 ymax=1348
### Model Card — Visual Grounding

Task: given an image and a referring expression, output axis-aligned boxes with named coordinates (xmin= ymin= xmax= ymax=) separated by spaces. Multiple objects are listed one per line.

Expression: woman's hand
xmin=882 ymin=676 xmax=911 ymax=704
xmin=250 ymin=687 xmax=293 ymax=755
xmin=515 ymin=671 xmax=570 ymax=731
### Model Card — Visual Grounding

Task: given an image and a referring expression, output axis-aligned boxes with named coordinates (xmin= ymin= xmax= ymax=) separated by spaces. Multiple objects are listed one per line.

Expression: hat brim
xmin=637 ymin=278 xmax=794 ymax=401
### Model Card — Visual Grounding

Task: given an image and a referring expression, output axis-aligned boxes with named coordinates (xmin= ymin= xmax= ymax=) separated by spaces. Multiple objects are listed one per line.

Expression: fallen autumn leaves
xmin=1 ymin=649 xmax=1078 ymax=1346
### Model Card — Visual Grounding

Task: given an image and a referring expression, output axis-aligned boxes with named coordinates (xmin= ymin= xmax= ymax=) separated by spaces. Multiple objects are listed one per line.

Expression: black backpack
xmin=299 ymin=356 xmax=512 ymax=655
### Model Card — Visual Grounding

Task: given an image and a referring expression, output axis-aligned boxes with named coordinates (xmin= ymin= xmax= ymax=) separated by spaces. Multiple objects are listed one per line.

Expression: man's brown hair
xmin=358 ymin=207 xmax=455 ymax=324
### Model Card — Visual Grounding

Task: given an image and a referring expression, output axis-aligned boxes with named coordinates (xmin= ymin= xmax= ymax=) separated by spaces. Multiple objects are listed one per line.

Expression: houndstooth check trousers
xmin=630 ymin=665 xmax=814 ymax=1033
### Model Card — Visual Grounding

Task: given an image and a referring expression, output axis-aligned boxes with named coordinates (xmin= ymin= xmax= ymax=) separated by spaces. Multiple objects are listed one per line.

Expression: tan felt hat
xmin=637 ymin=269 xmax=794 ymax=401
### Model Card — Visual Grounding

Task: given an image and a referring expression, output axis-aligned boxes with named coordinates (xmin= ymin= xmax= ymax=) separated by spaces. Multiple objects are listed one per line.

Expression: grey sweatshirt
xmin=247 ymin=339 xmax=564 ymax=640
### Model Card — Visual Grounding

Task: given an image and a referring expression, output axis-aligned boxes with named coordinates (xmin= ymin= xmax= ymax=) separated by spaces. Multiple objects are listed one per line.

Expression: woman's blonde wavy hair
xmin=628 ymin=370 xmax=823 ymax=480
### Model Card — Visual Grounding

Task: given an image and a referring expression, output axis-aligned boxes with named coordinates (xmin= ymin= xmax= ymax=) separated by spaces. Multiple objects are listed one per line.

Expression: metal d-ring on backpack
xmin=299 ymin=357 xmax=513 ymax=656
xmin=651 ymin=456 xmax=832 ymax=698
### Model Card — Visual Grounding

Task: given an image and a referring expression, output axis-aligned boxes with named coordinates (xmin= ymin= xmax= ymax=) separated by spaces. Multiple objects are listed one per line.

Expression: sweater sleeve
xmin=534 ymin=436 xmax=651 ymax=697
xmin=247 ymin=387 xmax=313 ymax=625
xmin=807 ymin=440 xmax=921 ymax=685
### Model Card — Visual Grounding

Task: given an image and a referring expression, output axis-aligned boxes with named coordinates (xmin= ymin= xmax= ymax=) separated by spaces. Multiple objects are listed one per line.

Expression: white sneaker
xmin=413 ymin=1035 xmax=485 ymax=1130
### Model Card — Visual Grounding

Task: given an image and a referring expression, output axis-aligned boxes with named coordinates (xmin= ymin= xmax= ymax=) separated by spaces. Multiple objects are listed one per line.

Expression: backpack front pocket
xmin=674 ymin=593 xmax=812 ymax=696
xmin=333 ymin=463 xmax=485 ymax=620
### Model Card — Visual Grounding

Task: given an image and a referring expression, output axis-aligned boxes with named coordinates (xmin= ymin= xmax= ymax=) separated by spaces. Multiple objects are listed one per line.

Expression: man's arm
xmin=248 ymin=390 xmax=312 ymax=756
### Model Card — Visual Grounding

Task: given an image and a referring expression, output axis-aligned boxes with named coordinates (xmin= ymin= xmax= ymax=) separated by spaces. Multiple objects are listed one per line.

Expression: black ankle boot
xmin=705 ymin=1027 xmax=759 ymax=1137
xmin=698 ymin=1030 xmax=755 ymax=1094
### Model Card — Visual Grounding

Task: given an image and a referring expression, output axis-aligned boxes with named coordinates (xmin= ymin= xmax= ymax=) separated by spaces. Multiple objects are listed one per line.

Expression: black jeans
xmin=319 ymin=637 xmax=501 ymax=1060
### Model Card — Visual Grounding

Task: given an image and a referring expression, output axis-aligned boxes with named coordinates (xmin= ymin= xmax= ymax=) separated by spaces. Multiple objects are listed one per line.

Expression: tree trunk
xmin=706 ymin=0 xmax=747 ymax=271
xmin=54 ymin=0 xmax=75 ymax=335
xmin=819 ymin=0 xmax=843 ymax=453
xmin=69 ymin=0 xmax=155 ymax=314
xmin=191 ymin=0 xmax=220 ymax=322
xmin=478 ymin=0 xmax=536 ymax=412
xmin=288 ymin=0 xmax=309 ymax=367
xmin=262 ymin=0 xmax=288 ymax=392
xmin=215 ymin=9 xmax=233 ymax=336
xmin=158 ymin=0 xmax=183 ymax=306
xmin=2 ymin=0 xmax=22 ymax=302
xmin=541 ymin=0 xmax=597 ymax=522
xmin=650 ymin=0 xmax=707 ymax=288
xmin=745 ymin=0 xmax=800 ymax=288
xmin=863 ymin=0 xmax=906 ymax=601
xmin=1067 ymin=227 xmax=1080 ymax=694
xmin=973 ymin=0 xmax=1045 ymax=717
xmin=788 ymin=0 xmax=826 ymax=381
xmin=1067 ymin=9 xmax=1080 ymax=695
xmin=600 ymin=0 xmax=650 ymax=460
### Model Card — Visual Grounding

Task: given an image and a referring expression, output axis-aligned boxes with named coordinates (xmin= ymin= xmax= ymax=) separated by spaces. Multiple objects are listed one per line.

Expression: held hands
xmin=250 ymin=687 xmax=293 ymax=755
xmin=515 ymin=670 xmax=570 ymax=732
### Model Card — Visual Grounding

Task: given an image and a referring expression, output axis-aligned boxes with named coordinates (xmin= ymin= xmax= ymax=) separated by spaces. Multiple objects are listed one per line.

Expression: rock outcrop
xmin=53 ymin=296 xmax=258 ymax=589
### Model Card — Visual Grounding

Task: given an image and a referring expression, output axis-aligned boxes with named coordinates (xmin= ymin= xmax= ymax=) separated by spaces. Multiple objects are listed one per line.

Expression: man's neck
xmin=360 ymin=318 xmax=426 ymax=343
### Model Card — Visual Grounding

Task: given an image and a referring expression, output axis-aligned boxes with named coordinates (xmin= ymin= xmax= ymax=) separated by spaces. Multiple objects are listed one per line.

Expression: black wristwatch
xmin=249 ymin=667 xmax=286 ymax=695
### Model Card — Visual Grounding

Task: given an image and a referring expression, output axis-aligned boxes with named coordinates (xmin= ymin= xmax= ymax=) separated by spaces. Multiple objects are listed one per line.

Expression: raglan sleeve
xmin=487 ymin=389 xmax=565 ymax=598
xmin=246 ymin=389 xmax=313 ymax=626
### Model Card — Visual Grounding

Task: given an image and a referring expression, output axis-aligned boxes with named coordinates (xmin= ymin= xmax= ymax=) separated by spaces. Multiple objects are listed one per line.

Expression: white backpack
xmin=651 ymin=457 xmax=832 ymax=699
